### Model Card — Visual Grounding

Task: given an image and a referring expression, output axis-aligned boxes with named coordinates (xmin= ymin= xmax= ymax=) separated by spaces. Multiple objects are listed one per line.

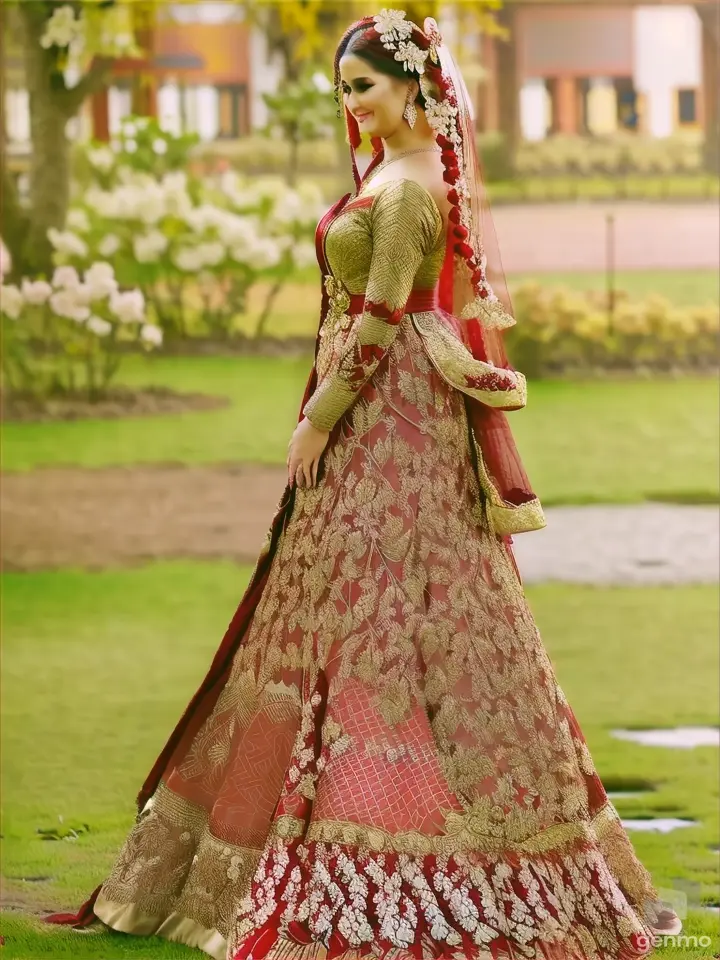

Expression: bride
xmin=48 ymin=10 xmax=682 ymax=959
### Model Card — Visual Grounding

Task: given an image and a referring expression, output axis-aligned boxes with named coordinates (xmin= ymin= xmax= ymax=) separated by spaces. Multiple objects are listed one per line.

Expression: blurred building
xmin=478 ymin=3 xmax=707 ymax=141
xmin=2 ymin=0 xmax=715 ymax=151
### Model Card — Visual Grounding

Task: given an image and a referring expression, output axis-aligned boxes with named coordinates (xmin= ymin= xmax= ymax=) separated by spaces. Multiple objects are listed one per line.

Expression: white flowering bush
xmin=62 ymin=131 xmax=324 ymax=339
xmin=76 ymin=116 xmax=200 ymax=190
xmin=1 ymin=263 xmax=162 ymax=402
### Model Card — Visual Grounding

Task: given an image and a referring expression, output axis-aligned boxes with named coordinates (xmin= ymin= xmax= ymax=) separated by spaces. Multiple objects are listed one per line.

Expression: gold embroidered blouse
xmin=302 ymin=178 xmax=527 ymax=434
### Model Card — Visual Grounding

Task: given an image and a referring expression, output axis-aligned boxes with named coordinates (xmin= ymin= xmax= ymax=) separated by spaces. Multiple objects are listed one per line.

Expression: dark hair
xmin=340 ymin=28 xmax=428 ymax=108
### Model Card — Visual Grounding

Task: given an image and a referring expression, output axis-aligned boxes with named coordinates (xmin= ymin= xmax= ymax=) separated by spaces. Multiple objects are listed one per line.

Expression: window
xmin=614 ymin=77 xmax=639 ymax=132
xmin=677 ymin=89 xmax=698 ymax=126
xmin=4 ymin=89 xmax=30 ymax=143
xmin=108 ymin=82 xmax=133 ymax=135
xmin=217 ymin=85 xmax=248 ymax=139
xmin=168 ymin=3 xmax=243 ymax=24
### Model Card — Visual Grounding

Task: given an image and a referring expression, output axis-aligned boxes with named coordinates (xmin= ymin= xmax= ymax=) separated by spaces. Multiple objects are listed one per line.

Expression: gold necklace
xmin=359 ymin=145 xmax=442 ymax=192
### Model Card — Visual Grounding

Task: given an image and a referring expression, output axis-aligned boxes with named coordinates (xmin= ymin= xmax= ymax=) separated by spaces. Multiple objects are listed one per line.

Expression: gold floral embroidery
xmin=95 ymin=225 xmax=662 ymax=960
xmin=304 ymin=180 xmax=443 ymax=432
xmin=316 ymin=275 xmax=353 ymax=382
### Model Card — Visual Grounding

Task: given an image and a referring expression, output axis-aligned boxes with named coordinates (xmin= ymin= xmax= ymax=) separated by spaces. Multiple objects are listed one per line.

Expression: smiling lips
xmin=355 ymin=112 xmax=373 ymax=121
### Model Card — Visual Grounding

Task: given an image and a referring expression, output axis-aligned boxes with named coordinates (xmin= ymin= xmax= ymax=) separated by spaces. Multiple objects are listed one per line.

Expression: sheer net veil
xmin=334 ymin=10 xmax=544 ymax=532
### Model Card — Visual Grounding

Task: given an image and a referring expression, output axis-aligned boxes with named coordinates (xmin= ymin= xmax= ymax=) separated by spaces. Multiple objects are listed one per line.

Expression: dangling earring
xmin=403 ymin=87 xmax=417 ymax=129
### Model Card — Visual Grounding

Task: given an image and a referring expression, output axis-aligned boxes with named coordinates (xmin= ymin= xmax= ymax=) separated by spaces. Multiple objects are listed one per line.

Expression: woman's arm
xmin=302 ymin=179 xmax=443 ymax=432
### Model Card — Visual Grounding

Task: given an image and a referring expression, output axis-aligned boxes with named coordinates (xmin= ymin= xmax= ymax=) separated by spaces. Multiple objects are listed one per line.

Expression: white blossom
xmin=73 ymin=283 xmax=94 ymax=306
xmin=52 ymin=266 xmax=80 ymax=289
xmin=87 ymin=315 xmax=112 ymax=337
xmin=133 ymin=230 xmax=169 ymax=263
xmin=246 ymin=238 xmax=282 ymax=270
xmin=123 ymin=122 xmax=138 ymax=138
xmin=1 ymin=284 xmax=23 ymax=320
xmin=292 ymin=241 xmax=316 ymax=269
xmin=84 ymin=262 xmax=118 ymax=300
xmin=140 ymin=189 xmax=166 ymax=225
xmin=48 ymin=228 xmax=89 ymax=259
xmin=0 ymin=240 xmax=11 ymax=280
xmin=109 ymin=289 xmax=145 ymax=324
xmin=152 ymin=138 xmax=168 ymax=155
xmin=217 ymin=213 xmax=258 ymax=247
xmin=312 ymin=72 xmax=332 ymax=93
xmin=218 ymin=171 xmax=257 ymax=209
xmin=110 ymin=139 xmax=122 ymax=153
xmin=98 ymin=234 xmax=121 ymax=258
xmin=140 ymin=324 xmax=163 ymax=347
xmin=67 ymin=208 xmax=91 ymax=233
xmin=21 ymin=279 xmax=52 ymax=305
xmin=87 ymin=146 xmax=115 ymax=172
xmin=173 ymin=247 xmax=203 ymax=272
xmin=125 ymin=139 xmax=138 ymax=154
xmin=50 ymin=289 xmax=90 ymax=323
xmin=197 ymin=241 xmax=225 ymax=268
xmin=40 ymin=5 xmax=82 ymax=49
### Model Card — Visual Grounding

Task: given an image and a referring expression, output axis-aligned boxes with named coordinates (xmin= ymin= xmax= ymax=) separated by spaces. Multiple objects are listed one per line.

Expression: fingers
xmin=287 ymin=454 xmax=321 ymax=489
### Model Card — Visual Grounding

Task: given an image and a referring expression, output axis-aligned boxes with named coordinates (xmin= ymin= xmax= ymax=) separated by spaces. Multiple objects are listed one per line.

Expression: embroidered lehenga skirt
xmin=93 ymin=316 xmax=662 ymax=960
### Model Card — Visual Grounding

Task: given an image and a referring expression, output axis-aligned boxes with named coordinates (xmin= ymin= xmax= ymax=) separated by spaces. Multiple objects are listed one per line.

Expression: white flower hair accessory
xmin=372 ymin=9 xmax=413 ymax=43
xmin=373 ymin=9 xmax=428 ymax=74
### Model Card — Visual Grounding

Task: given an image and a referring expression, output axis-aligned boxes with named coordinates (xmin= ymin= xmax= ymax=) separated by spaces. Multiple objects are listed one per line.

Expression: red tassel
xmin=453 ymin=225 xmax=469 ymax=240
xmin=456 ymin=241 xmax=474 ymax=259
xmin=345 ymin=108 xmax=361 ymax=150
xmin=472 ymin=269 xmax=484 ymax=284
xmin=447 ymin=188 xmax=459 ymax=204
xmin=448 ymin=206 xmax=461 ymax=224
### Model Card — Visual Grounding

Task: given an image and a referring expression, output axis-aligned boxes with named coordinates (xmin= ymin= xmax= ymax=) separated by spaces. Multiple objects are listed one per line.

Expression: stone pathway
xmin=493 ymin=202 xmax=720 ymax=272
xmin=1 ymin=465 xmax=717 ymax=583
xmin=511 ymin=503 xmax=719 ymax=585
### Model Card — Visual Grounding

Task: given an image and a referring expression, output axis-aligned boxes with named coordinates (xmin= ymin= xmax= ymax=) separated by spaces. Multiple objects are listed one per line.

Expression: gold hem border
xmin=94 ymin=893 xmax=228 ymax=960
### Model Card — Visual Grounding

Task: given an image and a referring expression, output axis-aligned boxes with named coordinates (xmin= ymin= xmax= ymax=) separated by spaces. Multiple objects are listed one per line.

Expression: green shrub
xmin=507 ymin=283 xmax=719 ymax=377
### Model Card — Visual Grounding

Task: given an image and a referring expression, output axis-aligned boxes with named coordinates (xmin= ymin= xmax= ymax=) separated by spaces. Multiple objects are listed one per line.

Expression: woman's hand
xmin=287 ymin=417 xmax=330 ymax=489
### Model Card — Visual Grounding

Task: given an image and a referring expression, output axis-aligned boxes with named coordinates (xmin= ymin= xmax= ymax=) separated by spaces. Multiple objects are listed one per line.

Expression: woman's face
xmin=339 ymin=53 xmax=414 ymax=139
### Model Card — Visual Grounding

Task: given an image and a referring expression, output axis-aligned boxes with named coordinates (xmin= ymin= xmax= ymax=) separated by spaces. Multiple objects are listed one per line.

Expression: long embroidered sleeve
xmin=303 ymin=179 xmax=443 ymax=432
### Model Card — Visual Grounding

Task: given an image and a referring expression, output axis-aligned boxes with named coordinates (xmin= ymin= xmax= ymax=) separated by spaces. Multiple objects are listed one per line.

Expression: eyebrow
xmin=341 ymin=76 xmax=373 ymax=84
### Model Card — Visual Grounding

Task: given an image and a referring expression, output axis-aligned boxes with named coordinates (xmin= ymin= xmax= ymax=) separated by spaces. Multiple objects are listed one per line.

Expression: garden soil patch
xmin=2 ymin=386 xmax=230 ymax=422
xmin=1 ymin=463 xmax=289 ymax=571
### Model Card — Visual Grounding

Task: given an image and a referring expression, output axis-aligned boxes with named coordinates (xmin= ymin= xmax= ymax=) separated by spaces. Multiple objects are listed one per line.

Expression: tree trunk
xmin=20 ymin=8 xmax=73 ymax=277
xmin=695 ymin=2 xmax=719 ymax=175
xmin=1 ymin=3 xmax=29 ymax=278
xmin=495 ymin=4 xmax=520 ymax=164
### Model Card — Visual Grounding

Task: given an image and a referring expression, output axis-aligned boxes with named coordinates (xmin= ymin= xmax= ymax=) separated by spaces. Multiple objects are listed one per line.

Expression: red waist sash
xmin=347 ymin=288 xmax=439 ymax=315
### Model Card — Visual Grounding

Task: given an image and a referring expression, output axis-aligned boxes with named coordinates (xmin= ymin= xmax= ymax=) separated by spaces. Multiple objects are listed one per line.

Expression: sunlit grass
xmin=1 ymin=565 xmax=718 ymax=956
xmin=2 ymin=358 xmax=717 ymax=507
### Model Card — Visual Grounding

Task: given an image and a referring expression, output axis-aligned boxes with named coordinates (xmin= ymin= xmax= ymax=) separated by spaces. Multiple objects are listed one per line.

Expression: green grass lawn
xmin=3 ymin=355 xmax=718 ymax=506
xmin=1 ymin=565 xmax=718 ymax=957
